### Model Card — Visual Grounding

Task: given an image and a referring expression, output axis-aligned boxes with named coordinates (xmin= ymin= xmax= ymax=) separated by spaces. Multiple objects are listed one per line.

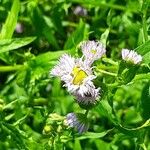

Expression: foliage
xmin=0 ymin=0 xmax=150 ymax=149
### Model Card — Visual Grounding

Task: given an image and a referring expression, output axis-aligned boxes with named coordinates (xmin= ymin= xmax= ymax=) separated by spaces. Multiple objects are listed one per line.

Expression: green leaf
xmin=100 ymin=28 xmax=109 ymax=47
xmin=28 ymin=50 xmax=66 ymax=70
xmin=28 ymin=2 xmax=59 ymax=49
xmin=0 ymin=37 xmax=36 ymax=53
xmin=116 ymin=119 xmax=150 ymax=137
xmin=0 ymin=0 xmax=20 ymax=39
xmin=95 ymin=100 xmax=116 ymax=124
xmin=132 ymin=73 xmax=150 ymax=82
xmin=76 ymin=129 xmax=112 ymax=140
xmin=134 ymin=40 xmax=150 ymax=56
xmin=122 ymin=66 xmax=139 ymax=84
xmin=2 ymin=123 xmax=27 ymax=150
xmin=74 ymin=140 xmax=82 ymax=150
xmin=140 ymin=82 xmax=150 ymax=120
xmin=143 ymin=51 xmax=150 ymax=64
xmin=17 ymin=51 xmax=66 ymax=87
xmin=64 ymin=19 xmax=88 ymax=50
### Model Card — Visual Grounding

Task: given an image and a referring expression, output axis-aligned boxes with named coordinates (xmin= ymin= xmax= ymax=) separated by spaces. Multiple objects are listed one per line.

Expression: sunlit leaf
xmin=76 ymin=129 xmax=113 ymax=140
xmin=0 ymin=0 xmax=20 ymax=39
xmin=0 ymin=37 xmax=36 ymax=53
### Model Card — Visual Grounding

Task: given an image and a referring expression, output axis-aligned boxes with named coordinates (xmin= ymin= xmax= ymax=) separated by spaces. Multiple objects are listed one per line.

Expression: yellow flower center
xmin=71 ymin=67 xmax=87 ymax=85
xmin=91 ymin=49 xmax=97 ymax=54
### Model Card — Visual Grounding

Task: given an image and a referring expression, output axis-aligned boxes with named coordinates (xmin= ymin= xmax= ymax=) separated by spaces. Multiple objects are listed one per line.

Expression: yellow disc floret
xmin=91 ymin=49 xmax=97 ymax=54
xmin=71 ymin=67 xmax=87 ymax=85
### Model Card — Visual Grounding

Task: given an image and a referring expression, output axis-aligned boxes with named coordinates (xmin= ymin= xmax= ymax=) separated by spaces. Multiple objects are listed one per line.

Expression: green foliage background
xmin=0 ymin=0 xmax=150 ymax=149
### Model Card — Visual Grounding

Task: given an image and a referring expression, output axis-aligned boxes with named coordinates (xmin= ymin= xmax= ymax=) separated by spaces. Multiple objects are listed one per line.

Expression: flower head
xmin=74 ymin=87 xmax=100 ymax=109
xmin=65 ymin=113 xmax=89 ymax=133
xmin=80 ymin=41 xmax=106 ymax=66
xmin=50 ymin=54 xmax=98 ymax=98
xmin=121 ymin=49 xmax=142 ymax=65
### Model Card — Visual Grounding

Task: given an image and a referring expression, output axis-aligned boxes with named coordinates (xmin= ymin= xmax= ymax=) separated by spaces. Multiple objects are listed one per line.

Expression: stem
xmin=96 ymin=69 xmax=117 ymax=77
xmin=70 ymin=0 xmax=126 ymax=11
xmin=0 ymin=65 xmax=23 ymax=72
xmin=102 ymin=57 xmax=118 ymax=66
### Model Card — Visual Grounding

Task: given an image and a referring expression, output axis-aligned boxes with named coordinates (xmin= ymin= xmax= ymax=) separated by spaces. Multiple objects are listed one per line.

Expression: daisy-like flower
xmin=50 ymin=54 xmax=99 ymax=99
xmin=80 ymin=40 xmax=106 ymax=66
xmin=121 ymin=49 xmax=142 ymax=64
xmin=65 ymin=113 xmax=89 ymax=133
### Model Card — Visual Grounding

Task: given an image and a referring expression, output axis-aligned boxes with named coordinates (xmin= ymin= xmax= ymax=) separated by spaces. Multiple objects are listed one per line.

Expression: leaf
xmin=122 ymin=66 xmax=139 ymax=84
xmin=134 ymin=40 xmax=150 ymax=56
xmin=0 ymin=0 xmax=20 ymax=39
xmin=76 ymin=129 xmax=112 ymax=140
xmin=17 ymin=51 xmax=66 ymax=87
xmin=2 ymin=123 xmax=28 ymax=150
xmin=143 ymin=51 xmax=150 ymax=64
xmin=51 ymin=5 xmax=65 ymax=37
xmin=0 ymin=37 xmax=36 ymax=53
xmin=132 ymin=73 xmax=150 ymax=82
xmin=74 ymin=140 xmax=82 ymax=150
xmin=100 ymin=28 xmax=109 ymax=47
xmin=95 ymin=100 xmax=116 ymax=124
xmin=140 ymin=82 xmax=150 ymax=120
xmin=64 ymin=19 xmax=88 ymax=50
xmin=116 ymin=119 xmax=150 ymax=137
xmin=28 ymin=2 xmax=59 ymax=49
xmin=28 ymin=50 xmax=66 ymax=70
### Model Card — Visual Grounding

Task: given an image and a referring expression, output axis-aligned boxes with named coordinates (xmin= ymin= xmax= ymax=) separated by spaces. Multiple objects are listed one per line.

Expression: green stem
xmin=0 ymin=65 xmax=23 ymax=72
xmin=96 ymin=69 xmax=117 ymax=77
xmin=102 ymin=57 xmax=118 ymax=66
xmin=69 ymin=0 xmax=126 ymax=11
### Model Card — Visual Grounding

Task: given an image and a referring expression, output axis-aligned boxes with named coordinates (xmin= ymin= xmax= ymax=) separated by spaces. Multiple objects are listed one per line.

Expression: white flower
xmin=80 ymin=40 xmax=106 ymax=66
xmin=66 ymin=113 xmax=89 ymax=133
xmin=121 ymin=49 xmax=142 ymax=64
xmin=50 ymin=54 xmax=98 ymax=98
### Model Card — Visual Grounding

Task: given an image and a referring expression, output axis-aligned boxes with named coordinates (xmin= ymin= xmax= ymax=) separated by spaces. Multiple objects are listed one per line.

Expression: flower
xmin=50 ymin=54 xmax=99 ymax=98
xmin=74 ymin=87 xmax=100 ymax=109
xmin=121 ymin=49 xmax=142 ymax=64
xmin=80 ymin=40 xmax=106 ymax=66
xmin=65 ymin=113 xmax=89 ymax=133
xmin=73 ymin=6 xmax=87 ymax=16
